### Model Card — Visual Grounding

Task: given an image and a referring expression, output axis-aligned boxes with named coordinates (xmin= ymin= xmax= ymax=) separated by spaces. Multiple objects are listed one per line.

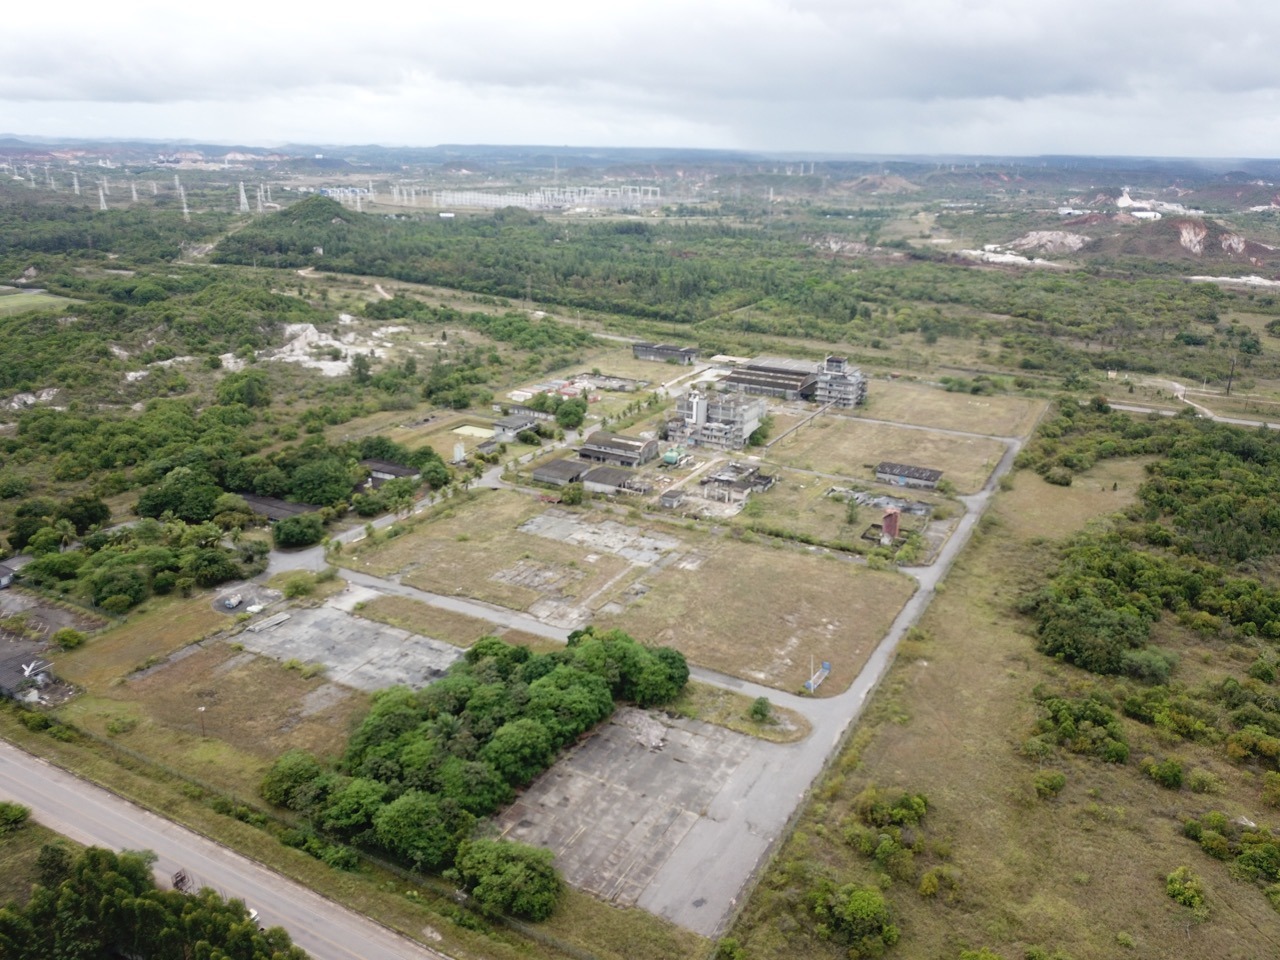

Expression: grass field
xmin=594 ymin=537 xmax=915 ymax=695
xmin=666 ymin=682 xmax=811 ymax=744
xmin=344 ymin=490 xmax=631 ymax=612
xmin=54 ymin=595 xmax=229 ymax=689
xmin=766 ymin=415 xmax=1007 ymax=494
xmin=731 ymin=460 xmax=1280 ymax=960
xmin=57 ymin=642 xmax=367 ymax=799
xmin=352 ymin=595 xmax=498 ymax=646
xmin=0 ymin=290 xmax=81 ymax=316
xmin=854 ymin=379 xmax=1046 ymax=437
xmin=998 ymin=457 xmax=1153 ymax=542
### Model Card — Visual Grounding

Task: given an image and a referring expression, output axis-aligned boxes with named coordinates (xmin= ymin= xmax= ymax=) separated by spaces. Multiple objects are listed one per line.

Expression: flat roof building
xmin=633 ymin=342 xmax=699 ymax=365
xmin=582 ymin=466 xmax=650 ymax=496
xmin=579 ymin=431 xmax=659 ymax=468
xmin=720 ymin=356 xmax=820 ymax=401
xmin=875 ymin=461 xmax=943 ymax=489
xmin=241 ymin=494 xmax=322 ymax=522
xmin=531 ymin=459 xmax=589 ymax=486
xmin=493 ymin=413 xmax=540 ymax=441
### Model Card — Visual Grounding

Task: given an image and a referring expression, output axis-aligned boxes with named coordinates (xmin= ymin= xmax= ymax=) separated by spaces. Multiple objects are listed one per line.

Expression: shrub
xmin=1140 ymin=757 xmax=1184 ymax=790
xmin=1034 ymin=771 xmax=1067 ymax=799
xmin=18 ymin=711 xmax=51 ymax=732
xmin=51 ymin=628 xmax=86 ymax=651
xmin=1187 ymin=769 xmax=1223 ymax=795
xmin=808 ymin=880 xmax=899 ymax=955
xmin=282 ymin=575 xmax=316 ymax=599
xmin=261 ymin=749 xmax=324 ymax=808
xmin=273 ymin=513 xmax=326 ymax=549
xmin=1165 ymin=866 xmax=1207 ymax=917
xmin=1263 ymin=771 xmax=1280 ymax=808
xmin=748 ymin=697 xmax=773 ymax=723
xmin=0 ymin=801 xmax=30 ymax=833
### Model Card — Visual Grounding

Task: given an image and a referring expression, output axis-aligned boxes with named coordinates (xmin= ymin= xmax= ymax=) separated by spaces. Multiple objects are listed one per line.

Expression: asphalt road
xmin=0 ymin=742 xmax=448 ymax=960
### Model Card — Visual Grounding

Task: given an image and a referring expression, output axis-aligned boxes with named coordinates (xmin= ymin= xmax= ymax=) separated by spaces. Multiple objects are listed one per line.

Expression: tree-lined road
xmin=0 ymin=742 xmax=445 ymax=960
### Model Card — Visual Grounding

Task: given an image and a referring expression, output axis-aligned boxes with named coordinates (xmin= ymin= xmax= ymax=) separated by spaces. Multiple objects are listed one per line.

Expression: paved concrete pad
xmin=519 ymin=510 xmax=681 ymax=564
xmin=236 ymin=604 xmax=461 ymax=691
xmin=496 ymin=708 xmax=753 ymax=911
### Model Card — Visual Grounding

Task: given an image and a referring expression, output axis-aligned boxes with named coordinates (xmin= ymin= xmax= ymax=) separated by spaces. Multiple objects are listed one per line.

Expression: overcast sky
xmin=4 ymin=0 xmax=1280 ymax=157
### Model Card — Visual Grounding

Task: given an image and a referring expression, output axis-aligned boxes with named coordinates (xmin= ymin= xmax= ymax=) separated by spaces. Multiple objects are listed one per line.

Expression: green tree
xmin=449 ymin=839 xmax=563 ymax=921
xmin=480 ymin=718 xmax=555 ymax=786
xmin=273 ymin=513 xmax=326 ymax=548
xmin=216 ymin=369 xmax=271 ymax=408
xmin=372 ymin=791 xmax=475 ymax=871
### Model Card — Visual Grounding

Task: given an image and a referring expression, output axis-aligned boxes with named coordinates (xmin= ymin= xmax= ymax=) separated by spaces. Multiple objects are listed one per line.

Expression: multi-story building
xmin=667 ymin=391 xmax=767 ymax=450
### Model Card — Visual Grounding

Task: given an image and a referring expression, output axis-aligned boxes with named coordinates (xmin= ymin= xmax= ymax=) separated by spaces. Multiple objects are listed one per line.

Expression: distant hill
xmin=1081 ymin=216 xmax=1280 ymax=268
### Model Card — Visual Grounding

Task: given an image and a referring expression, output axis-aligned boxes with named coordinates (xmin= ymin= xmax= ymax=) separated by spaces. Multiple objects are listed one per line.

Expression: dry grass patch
xmin=767 ymin=416 xmax=1006 ymax=494
xmin=57 ymin=643 xmax=365 ymax=798
xmin=1183 ymin=390 xmax=1280 ymax=424
xmin=540 ymin=888 xmax=706 ymax=960
xmin=667 ymin=681 xmax=811 ymax=743
xmin=595 ymin=538 xmax=914 ymax=695
xmin=54 ymin=595 xmax=227 ymax=689
xmin=855 ymin=379 xmax=1046 ymax=436
xmin=353 ymin=596 xmax=497 ymax=646
xmin=998 ymin=458 xmax=1152 ymax=541
xmin=346 ymin=491 xmax=631 ymax=613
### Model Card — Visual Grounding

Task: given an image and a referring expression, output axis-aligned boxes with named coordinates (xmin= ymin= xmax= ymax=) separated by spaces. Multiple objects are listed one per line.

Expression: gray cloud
xmin=4 ymin=0 xmax=1280 ymax=155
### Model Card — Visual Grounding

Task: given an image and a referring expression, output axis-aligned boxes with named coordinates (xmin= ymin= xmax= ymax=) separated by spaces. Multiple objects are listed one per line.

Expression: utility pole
xmin=1226 ymin=355 xmax=1237 ymax=397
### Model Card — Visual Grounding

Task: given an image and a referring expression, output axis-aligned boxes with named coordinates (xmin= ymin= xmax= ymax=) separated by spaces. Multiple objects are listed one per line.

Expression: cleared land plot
xmin=0 ymin=290 xmax=81 ymax=316
xmin=767 ymin=416 xmax=1006 ymax=494
xmin=594 ymin=538 xmax=915 ymax=695
xmin=235 ymin=604 xmax=462 ymax=692
xmin=667 ymin=682 xmax=811 ymax=744
xmin=854 ymin=379 xmax=1045 ymax=436
xmin=572 ymin=345 xmax=695 ymax=384
xmin=999 ymin=458 xmax=1153 ymax=542
xmin=497 ymin=708 xmax=753 ymax=907
xmin=55 ymin=596 xmax=227 ymax=689
xmin=59 ymin=642 xmax=366 ymax=798
xmin=346 ymin=492 xmax=637 ymax=621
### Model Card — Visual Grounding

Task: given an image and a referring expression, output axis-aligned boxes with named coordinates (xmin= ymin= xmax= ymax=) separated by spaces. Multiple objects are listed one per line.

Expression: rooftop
xmin=359 ymin=459 xmax=420 ymax=477
xmin=241 ymin=494 xmax=322 ymax=521
xmin=582 ymin=431 xmax=652 ymax=453
xmin=531 ymin=458 xmax=588 ymax=483
xmin=876 ymin=461 xmax=944 ymax=483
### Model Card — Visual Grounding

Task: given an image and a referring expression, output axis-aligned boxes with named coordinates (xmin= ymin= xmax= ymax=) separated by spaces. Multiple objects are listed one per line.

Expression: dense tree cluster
xmin=18 ymin=514 xmax=266 ymax=612
xmin=260 ymin=630 xmax=687 ymax=916
xmin=1020 ymin=409 xmax=1280 ymax=782
xmin=0 ymin=843 xmax=306 ymax=960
